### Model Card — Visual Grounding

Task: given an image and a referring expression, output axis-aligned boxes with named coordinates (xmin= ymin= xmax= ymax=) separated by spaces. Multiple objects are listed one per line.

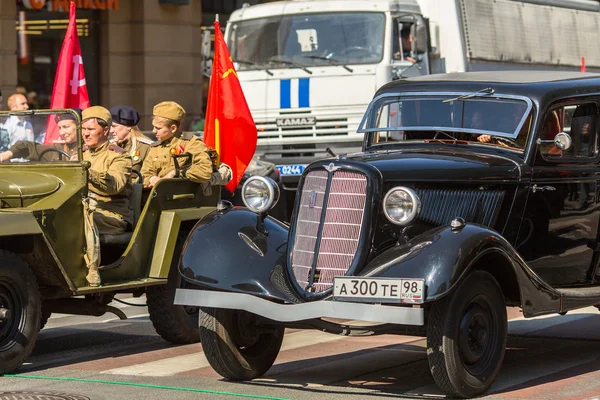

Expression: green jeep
xmin=0 ymin=109 xmax=219 ymax=374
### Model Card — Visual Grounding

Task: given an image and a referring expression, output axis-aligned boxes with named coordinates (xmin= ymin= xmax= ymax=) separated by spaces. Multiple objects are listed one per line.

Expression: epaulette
xmin=108 ymin=143 xmax=126 ymax=154
xmin=150 ymin=140 xmax=162 ymax=147
xmin=138 ymin=136 xmax=154 ymax=145
xmin=181 ymin=132 xmax=195 ymax=140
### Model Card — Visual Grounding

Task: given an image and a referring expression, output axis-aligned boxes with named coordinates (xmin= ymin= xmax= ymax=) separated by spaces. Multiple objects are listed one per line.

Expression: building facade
xmin=3 ymin=0 xmax=267 ymax=129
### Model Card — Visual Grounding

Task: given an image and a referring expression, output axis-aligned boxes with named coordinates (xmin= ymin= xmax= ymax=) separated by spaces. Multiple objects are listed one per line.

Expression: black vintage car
xmin=174 ymin=71 xmax=600 ymax=398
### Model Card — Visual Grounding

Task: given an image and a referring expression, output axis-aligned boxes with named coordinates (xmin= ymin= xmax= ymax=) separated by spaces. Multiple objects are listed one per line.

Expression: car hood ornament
xmin=324 ymin=162 xmax=341 ymax=173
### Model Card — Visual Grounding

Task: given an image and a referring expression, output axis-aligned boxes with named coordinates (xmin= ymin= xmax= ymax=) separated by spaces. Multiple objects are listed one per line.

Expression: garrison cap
xmin=54 ymin=108 xmax=82 ymax=123
xmin=110 ymin=105 xmax=140 ymax=127
xmin=82 ymin=106 xmax=112 ymax=126
xmin=153 ymin=101 xmax=186 ymax=123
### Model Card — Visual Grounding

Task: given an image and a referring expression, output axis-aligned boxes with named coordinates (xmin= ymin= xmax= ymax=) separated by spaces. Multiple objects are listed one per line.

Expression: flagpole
xmin=215 ymin=14 xmax=219 ymax=22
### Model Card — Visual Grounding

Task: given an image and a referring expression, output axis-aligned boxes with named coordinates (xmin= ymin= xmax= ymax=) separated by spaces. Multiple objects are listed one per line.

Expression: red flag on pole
xmin=44 ymin=1 xmax=90 ymax=144
xmin=203 ymin=21 xmax=257 ymax=193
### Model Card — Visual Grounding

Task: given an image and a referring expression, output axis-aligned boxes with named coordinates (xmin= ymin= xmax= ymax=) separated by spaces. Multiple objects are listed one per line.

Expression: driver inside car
xmin=0 ymin=108 xmax=81 ymax=162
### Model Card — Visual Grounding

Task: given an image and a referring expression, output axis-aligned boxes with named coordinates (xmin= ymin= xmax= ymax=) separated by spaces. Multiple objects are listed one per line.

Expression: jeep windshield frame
xmin=0 ymin=109 xmax=83 ymax=163
xmin=359 ymin=92 xmax=534 ymax=153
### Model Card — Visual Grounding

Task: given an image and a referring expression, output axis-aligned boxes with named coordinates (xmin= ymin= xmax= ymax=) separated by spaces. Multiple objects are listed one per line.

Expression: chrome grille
xmin=291 ymin=169 xmax=367 ymax=293
xmin=416 ymin=189 xmax=505 ymax=227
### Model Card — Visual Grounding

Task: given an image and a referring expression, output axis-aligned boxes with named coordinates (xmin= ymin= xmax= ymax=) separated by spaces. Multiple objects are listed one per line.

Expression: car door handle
xmin=532 ymin=184 xmax=556 ymax=193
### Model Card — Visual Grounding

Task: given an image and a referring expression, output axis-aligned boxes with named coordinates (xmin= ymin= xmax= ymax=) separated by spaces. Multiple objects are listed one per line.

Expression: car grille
xmin=416 ymin=189 xmax=505 ymax=227
xmin=291 ymin=169 xmax=368 ymax=293
xmin=256 ymin=117 xmax=349 ymax=140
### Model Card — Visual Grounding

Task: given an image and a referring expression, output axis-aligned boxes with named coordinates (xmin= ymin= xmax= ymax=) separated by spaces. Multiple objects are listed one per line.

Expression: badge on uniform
xmin=133 ymin=149 xmax=140 ymax=161
xmin=170 ymin=145 xmax=185 ymax=155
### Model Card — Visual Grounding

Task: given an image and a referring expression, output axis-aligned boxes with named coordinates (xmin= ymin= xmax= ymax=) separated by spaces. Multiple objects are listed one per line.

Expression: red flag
xmin=204 ymin=21 xmax=257 ymax=193
xmin=581 ymin=56 xmax=587 ymax=72
xmin=44 ymin=1 xmax=90 ymax=144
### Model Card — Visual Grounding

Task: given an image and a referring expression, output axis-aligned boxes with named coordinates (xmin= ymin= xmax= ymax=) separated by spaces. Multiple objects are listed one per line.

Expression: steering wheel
xmin=38 ymin=148 xmax=71 ymax=161
xmin=495 ymin=137 xmax=520 ymax=148
xmin=327 ymin=46 xmax=373 ymax=59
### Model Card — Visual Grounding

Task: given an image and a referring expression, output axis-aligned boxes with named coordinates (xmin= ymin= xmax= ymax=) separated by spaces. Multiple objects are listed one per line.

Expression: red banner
xmin=44 ymin=1 xmax=90 ymax=144
xmin=203 ymin=21 xmax=257 ymax=193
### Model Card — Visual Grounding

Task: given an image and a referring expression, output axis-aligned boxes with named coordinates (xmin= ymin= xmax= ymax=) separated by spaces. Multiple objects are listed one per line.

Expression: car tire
xmin=0 ymin=250 xmax=41 ymax=374
xmin=199 ymin=307 xmax=284 ymax=380
xmin=427 ymin=270 xmax=507 ymax=398
xmin=39 ymin=306 xmax=51 ymax=331
xmin=147 ymin=237 xmax=200 ymax=344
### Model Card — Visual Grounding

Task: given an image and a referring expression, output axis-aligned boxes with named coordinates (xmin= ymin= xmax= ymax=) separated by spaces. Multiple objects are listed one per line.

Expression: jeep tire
xmin=427 ymin=270 xmax=507 ymax=398
xmin=147 ymin=238 xmax=200 ymax=344
xmin=199 ymin=307 xmax=284 ymax=380
xmin=0 ymin=250 xmax=41 ymax=374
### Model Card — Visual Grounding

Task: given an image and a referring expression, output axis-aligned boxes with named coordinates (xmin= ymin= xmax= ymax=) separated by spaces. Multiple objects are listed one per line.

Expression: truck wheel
xmin=147 ymin=238 xmax=200 ymax=344
xmin=0 ymin=251 xmax=41 ymax=374
xmin=199 ymin=307 xmax=284 ymax=380
xmin=427 ymin=270 xmax=507 ymax=398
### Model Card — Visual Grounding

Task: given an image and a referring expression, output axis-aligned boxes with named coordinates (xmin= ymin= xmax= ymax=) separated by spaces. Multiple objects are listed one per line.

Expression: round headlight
xmin=242 ymin=176 xmax=280 ymax=214
xmin=383 ymin=186 xmax=421 ymax=225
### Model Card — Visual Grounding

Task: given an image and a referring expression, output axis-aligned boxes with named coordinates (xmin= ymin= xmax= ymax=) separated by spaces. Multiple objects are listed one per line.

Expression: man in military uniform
xmin=0 ymin=109 xmax=81 ymax=162
xmin=141 ymin=101 xmax=214 ymax=188
xmin=82 ymin=106 xmax=133 ymax=286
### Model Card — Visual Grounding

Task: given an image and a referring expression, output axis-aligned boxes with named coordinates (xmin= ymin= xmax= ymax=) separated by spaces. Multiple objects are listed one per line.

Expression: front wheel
xmin=0 ymin=250 xmax=41 ymax=374
xmin=199 ymin=307 xmax=284 ymax=380
xmin=427 ymin=271 xmax=507 ymax=398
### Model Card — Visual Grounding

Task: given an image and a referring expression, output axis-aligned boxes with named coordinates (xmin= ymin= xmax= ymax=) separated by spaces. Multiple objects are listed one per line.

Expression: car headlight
xmin=383 ymin=186 xmax=421 ymax=225
xmin=242 ymin=176 xmax=280 ymax=214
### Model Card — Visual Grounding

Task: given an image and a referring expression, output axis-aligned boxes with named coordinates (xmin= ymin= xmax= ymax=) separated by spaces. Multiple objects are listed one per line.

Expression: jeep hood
xmin=0 ymin=170 xmax=61 ymax=205
xmin=350 ymin=148 xmax=521 ymax=182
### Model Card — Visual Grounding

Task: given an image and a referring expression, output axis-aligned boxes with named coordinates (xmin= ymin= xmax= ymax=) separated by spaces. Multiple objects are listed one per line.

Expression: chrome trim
xmin=174 ymin=288 xmax=425 ymax=326
xmin=357 ymin=91 xmax=534 ymax=141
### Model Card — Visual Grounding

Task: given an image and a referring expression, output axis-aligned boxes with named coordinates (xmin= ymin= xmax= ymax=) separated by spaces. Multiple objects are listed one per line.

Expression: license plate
xmin=276 ymin=164 xmax=305 ymax=176
xmin=333 ymin=277 xmax=425 ymax=304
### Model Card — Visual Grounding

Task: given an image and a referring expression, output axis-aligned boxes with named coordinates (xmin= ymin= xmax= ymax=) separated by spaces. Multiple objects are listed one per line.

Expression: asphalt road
xmin=1 ymin=296 xmax=599 ymax=400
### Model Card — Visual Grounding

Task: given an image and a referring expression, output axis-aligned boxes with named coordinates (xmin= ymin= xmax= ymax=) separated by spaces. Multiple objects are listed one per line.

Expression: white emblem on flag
xmin=70 ymin=55 xmax=86 ymax=95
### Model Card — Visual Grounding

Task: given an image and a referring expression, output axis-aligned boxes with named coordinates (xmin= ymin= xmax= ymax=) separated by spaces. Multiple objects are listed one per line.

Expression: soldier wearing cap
xmin=110 ymin=105 xmax=153 ymax=171
xmin=82 ymin=106 xmax=134 ymax=234
xmin=140 ymin=101 xmax=214 ymax=188
xmin=0 ymin=109 xmax=81 ymax=162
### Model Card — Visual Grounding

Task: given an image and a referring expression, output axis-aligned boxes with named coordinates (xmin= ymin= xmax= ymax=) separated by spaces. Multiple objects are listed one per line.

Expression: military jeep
xmin=0 ymin=109 xmax=219 ymax=374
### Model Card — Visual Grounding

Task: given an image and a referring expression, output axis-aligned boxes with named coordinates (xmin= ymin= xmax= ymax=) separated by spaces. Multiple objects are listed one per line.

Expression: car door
xmin=518 ymin=100 xmax=600 ymax=286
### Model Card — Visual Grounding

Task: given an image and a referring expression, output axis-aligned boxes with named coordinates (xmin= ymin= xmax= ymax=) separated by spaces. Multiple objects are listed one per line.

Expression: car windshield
xmin=359 ymin=94 xmax=533 ymax=152
xmin=0 ymin=110 xmax=81 ymax=163
xmin=226 ymin=12 xmax=385 ymax=70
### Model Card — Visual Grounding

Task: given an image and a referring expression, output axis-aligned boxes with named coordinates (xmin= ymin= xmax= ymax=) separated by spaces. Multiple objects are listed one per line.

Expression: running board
xmin=556 ymin=286 xmax=600 ymax=312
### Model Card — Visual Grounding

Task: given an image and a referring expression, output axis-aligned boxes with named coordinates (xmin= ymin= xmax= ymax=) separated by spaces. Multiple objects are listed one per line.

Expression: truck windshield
xmin=360 ymin=95 xmax=533 ymax=152
xmin=227 ymin=12 xmax=385 ymax=70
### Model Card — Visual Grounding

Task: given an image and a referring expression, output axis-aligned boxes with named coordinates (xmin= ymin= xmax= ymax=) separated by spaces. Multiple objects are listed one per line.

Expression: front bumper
xmin=174 ymin=289 xmax=425 ymax=326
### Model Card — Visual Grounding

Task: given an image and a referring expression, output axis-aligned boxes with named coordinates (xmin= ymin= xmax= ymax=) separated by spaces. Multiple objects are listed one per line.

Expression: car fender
xmin=0 ymin=212 xmax=43 ymax=236
xmin=359 ymin=223 xmax=560 ymax=316
xmin=179 ymin=207 xmax=294 ymax=303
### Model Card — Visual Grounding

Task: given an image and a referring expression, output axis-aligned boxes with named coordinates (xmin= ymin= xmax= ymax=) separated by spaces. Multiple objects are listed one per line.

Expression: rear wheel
xmin=199 ymin=307 xmax=284 ymax=380
xmin=427 ymin=271 xmax=507 ymax=398
xmin=147 ymin=238 xmax=200 ymax=344
xmin=0 ymin=250 xmax=41 ymax=374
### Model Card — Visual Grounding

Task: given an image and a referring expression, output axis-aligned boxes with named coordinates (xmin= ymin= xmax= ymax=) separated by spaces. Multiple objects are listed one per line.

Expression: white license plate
xmin=333 ymin=277 xmax=425 ymax=304
xmin=276 ymin=164 xmax=305 ymax=176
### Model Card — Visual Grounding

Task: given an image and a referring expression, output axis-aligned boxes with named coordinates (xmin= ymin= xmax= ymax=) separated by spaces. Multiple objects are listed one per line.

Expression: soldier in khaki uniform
xmin=82 ymin=106 xmax=134 ymax=234
xmin=0 ymin=109 xmax=81 ymax=162
xmin=109 ymin=105 xmax=152 ymax=172
xmin=81 ymin=106 xmax=133 ymax=286
xmin=141 ymin=101 xmax=214 ymax=188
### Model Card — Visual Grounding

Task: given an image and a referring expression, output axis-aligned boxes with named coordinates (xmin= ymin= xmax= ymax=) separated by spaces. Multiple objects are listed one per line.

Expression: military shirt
xmin=10 ymin=140 xmax=78 ymax=161
xmin=83 ymin=142 xmax=134 ymax=227
xmin=140 ymin=132 xmax=213 ymax=187
xmin=118 ymin=137 xmax=152 ymax=172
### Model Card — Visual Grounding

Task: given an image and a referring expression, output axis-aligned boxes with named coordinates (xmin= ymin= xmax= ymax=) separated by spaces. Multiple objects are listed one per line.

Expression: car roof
xmin=377 ymin=71 xmax=600 ymax=105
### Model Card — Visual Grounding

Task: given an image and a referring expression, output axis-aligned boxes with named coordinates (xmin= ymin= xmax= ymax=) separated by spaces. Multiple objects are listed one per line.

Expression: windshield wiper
xmin=235 ymin=59 xmax=274 ymax=76
xmin=443 ymin=87 xmax=495 ymax=103
xmin=303 ymin=55 xmax=353 ymax=73
xmin=267 ymin=57 xmax=312 ymax=75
